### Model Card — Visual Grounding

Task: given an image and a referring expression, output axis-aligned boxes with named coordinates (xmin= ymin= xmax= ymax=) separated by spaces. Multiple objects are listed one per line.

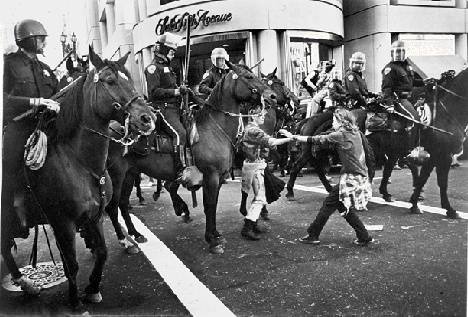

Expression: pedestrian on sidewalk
xmin=279 ymin=108 xmax=375 ymax=246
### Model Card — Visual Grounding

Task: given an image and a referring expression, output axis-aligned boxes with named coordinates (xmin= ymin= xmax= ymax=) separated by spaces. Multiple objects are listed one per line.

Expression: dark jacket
xmin=328 ymin=79 xmax=348 ymax=107
xmin=344 ymin=69 xmax=369 ymax=108
xmin=145 ymin=54 xmax=180 ymax=106
xmin=381 ymin=60 xmax=424 ymax=100
xmin=3 ymin=49 xmax=58 ymax=122
xmin=198 ymin=66 xmax=229 ymax=96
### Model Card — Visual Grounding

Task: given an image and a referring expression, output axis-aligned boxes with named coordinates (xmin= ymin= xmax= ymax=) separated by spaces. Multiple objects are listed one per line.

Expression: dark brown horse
xmin=408 ymin=68 xmax=468 ymax=218
xmin=105 ymin=61 xmax=277 ymax=254
xmin=1 ymin=47 xmax=155 ymax=310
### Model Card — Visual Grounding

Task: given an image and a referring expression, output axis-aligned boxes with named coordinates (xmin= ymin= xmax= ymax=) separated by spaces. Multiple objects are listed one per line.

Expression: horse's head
xmin=88 ymin=46 xmax=155 ymax=135
xmin=224 ymin=60 xmax=277 ymax=110
xmin=261 ymin=68 xmax=300 ymax=109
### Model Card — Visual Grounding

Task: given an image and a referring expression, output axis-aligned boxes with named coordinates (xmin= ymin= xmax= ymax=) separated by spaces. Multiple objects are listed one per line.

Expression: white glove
xmin=30 ymin=98 xmax=61 ymax=113
xmin=278 ymin=129 xmax=293 ymax=139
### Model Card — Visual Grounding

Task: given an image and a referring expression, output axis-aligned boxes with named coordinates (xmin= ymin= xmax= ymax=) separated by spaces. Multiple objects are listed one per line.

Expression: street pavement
xmin=1 ymin=164 xmax=467 ymax=316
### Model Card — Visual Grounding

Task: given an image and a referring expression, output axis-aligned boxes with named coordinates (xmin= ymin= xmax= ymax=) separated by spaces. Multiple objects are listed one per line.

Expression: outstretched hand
xmin=278 ymin=129 xmax=294 ymax=139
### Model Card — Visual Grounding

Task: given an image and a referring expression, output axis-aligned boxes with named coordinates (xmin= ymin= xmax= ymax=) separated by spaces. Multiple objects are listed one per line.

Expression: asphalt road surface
xmin=1 ymin=164 xmax=467 ymax=316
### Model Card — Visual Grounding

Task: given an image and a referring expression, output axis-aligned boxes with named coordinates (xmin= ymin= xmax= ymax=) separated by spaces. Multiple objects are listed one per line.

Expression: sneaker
xmin=298 ymin=235 xmax=320 ymax=245
xmin=12 ymin=276 xmax=40 ymax=295
xmin=353 ymin=238 xmax=375 ymax=246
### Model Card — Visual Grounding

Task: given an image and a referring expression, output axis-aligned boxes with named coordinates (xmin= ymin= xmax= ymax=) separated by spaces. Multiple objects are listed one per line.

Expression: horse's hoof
xmin=134 ymin=235 xmax=148 ymax=243
xmin=382 ymin=194 xmax=394 ymax=202
xmin=182 ymin=214 xmax=193 ymax=223
xmin=126 ymin=245 xmax=140 ymax=254
xmin=286 ymin=190 xmax=295 ymax=201
xmin=13 ymin=276 xmax=41 ymax=296
xmin=70 ymin=300 xmax=86 ymax=313
xmin=84 ymin=291 xmax=102 ymax=303
xmin=446 ymin=211 xmax=461 ymax=219
xmin=209 ymin=244 xmax=224 ymax=254
xmin=410 ymin=206 xmax=423 ymax=214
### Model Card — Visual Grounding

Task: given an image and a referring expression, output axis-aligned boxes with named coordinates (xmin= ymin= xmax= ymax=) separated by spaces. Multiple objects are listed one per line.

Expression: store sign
xmin=155 ymin=9 xmax=232 ymax=35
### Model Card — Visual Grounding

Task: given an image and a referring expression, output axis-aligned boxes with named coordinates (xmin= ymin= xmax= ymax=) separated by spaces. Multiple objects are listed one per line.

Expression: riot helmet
xmin=349 ymin=51 xmax=366 ymax=72
xmin=391 ymin=40 xmax=406 ymax=62
xmin=211 ymin=47 xmax=229 ymax=69
xmin=155 ymin=32 xmax=182 ymax=60
xmin=14 ymin=19 xmax=48 ymax=54
xmin=330 ymin=68 xmax=342 ymax=81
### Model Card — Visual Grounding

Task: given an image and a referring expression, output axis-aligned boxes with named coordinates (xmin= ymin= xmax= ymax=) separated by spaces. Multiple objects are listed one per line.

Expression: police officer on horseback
xmin=145 ymin=32 xmax=190 ymax=178
xmin=381 ymin=40 xmax=423 ymax=125
xmin=2 ymin=19 xmax=59 ymax=293
xmin=345 ymin=52 xmax=375 ymax=109
xmin=198 ymin=47 xmax=230 ymax=97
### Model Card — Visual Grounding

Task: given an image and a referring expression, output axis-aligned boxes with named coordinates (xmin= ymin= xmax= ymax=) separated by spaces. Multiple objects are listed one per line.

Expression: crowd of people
xmin=3 ymin=18 xmax=463 ymax=292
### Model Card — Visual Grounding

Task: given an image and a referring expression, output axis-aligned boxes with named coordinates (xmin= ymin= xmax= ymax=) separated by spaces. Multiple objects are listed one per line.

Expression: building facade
xmin=85 ymin=0 xmax=467 ymax=96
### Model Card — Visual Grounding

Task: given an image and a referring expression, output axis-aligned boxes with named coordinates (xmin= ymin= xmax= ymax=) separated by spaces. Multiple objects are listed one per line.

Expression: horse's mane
xmin=52 ymin=75 xmax=87 ymax=142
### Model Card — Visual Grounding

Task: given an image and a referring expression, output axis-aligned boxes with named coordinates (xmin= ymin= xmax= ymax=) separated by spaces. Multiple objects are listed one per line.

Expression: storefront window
xmin=399 ymin=34 xmax=455 ymax=56
xmin=288 ymin=41 xmax=334 ymax=98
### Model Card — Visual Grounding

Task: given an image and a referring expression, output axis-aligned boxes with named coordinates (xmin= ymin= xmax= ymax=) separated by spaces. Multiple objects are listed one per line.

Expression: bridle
xmin=84 ymin=66 xmax=146 ymax=146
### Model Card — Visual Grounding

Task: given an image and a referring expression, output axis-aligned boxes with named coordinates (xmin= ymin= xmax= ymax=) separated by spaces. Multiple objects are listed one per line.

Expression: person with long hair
xmin=280 ymin=108 xmax=374 ymax=246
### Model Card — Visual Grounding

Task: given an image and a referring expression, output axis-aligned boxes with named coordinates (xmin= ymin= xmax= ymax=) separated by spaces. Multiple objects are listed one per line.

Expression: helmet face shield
xmin=392 ymin=47 xmax=406 ymax=61
xmin=349 ymin=52 xmax=366 ymax=71
xmin=211 ymin=47 xmax=229 ymax=68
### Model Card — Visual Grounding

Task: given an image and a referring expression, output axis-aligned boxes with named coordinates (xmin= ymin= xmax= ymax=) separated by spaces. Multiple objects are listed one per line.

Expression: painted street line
xmin=292 ymin=184 xmax=468 ymax=219
xmin=118 ymin=214 xmax=236 ymax=317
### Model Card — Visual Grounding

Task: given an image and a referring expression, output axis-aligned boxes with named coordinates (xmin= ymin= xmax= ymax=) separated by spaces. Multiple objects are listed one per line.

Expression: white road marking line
xmin=292 ymin=184 xmax=468 ymax=219
xmin=118 ymin=214 xmax=236 ymax=317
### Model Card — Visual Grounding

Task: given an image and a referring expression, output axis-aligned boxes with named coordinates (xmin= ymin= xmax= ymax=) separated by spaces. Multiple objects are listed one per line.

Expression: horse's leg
xmin=407 ymin=162 xmax=425 ymax=201
xmin=409 ymin=159 xmax=435 ymax=214
xmin=435 ymin=154 xmax=460 ymax=219
xmin=311 ymin=156 xmax=333 ymax=192
xmin=164 ymin=181 xmax=191 ymax=223
xmin=379 ymin=154 xmax=399 ymax=202
xmin=135 ymin=173 xmax=145 ymax=205
xmin=286 ymin=150 xmax=311 ymax=200
xmin=1 ymin=234 xmax=40 ymax=295
xmin=119 ymin=172 xmax=146 ymax=246
xmin=52 ymin=220 xmax=82 ymax=310
xmin=203 ymin=172 xmax=224 ymax=254
xmin=83 ymin=219 xmax=108 ymax=303
xmin=152 ymin=179 xmax=163 ymax=202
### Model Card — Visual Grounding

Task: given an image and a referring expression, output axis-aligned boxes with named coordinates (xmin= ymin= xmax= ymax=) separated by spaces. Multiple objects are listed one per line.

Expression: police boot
xmin=241 ymin=219 xmax=260 ymax=241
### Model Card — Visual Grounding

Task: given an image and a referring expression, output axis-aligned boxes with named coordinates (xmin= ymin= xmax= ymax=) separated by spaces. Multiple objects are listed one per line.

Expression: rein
xmin=437 ymin=84 xmax=468 ymax=102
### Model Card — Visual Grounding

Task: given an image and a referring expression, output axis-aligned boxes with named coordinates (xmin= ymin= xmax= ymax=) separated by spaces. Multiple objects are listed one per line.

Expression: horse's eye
xmin=251 ymin=88 xmax=258 ymax=94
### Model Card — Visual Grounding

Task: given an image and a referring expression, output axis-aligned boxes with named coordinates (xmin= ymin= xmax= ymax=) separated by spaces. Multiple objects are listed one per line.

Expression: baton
xmin=249 ymin=58 xmax=264 ymax=71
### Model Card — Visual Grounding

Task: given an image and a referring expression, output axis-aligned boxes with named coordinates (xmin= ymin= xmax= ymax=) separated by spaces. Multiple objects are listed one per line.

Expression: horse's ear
xmin=117 ymin=51 xmax=131 ymax=67
xmin=272 ymin=67 xmax=277 ymax=76
xmin=89 ymin=45 xmax=104 ymax=69
xmin=65 ymin=57 xmax=73 ymax=73
xmin=261 ymin=72 xmax=266 ymax=78
xmin=225 ymin=60 xmax=234 ymax=70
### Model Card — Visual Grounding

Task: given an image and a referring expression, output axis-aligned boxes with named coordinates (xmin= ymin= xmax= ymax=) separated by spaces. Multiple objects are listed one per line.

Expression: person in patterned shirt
xmin=240 ymin=106 xmax=294 ymax=240
xmin=280 ymin=108 xmax=375 ymax=246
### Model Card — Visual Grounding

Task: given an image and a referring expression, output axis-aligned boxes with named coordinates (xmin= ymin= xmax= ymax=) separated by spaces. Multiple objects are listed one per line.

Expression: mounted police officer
xmin=381 ymin=40 xmax=423 ymax=126
xmin=198 ymin=47 xmax=230 ymax=97
xmin=345 ymin=52 xmax=374 ymax=109
xmin=327 ymin=68 xmax=347 ymax=109
xmin=312 ymin=60 xmax=335 ymax=113
xmin=145 ymin=32 xmax=190 ymax=178
xmin=2 ymin=19 xmax=59 ymax=293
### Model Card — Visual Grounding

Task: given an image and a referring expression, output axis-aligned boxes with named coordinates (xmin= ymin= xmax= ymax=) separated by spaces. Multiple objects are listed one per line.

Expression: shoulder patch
xmin=147 ymin=65 xmax=156 ymax=74
xmin=383 ymin=67 xmax=392 ymax=75
xmin=202 ymin=72 xmax=209 ymax=79
xmin=347 ymin=74 xmax=354 ymax=81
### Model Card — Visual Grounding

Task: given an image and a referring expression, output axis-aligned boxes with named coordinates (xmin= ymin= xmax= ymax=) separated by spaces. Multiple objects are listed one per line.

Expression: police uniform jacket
xmin=381 ymin=60 xmax=423 ymax=100
xmin=199 ymin=66 xmax=229 ymax=95
xmin=344 ymin=69 xmax=368 ymax=108
xmin=3 ymin=49 xmax=58 ymax=122
xmin=145 ymin=54 xmax=180 ymax=107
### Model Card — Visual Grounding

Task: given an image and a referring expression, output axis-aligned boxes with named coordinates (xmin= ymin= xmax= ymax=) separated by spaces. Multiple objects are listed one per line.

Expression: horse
xmin=285 ymin=107 xmax=368 ymax=200
xmin=1 ymin=46 xmax=155 ymax=310
xmin=105 ymin=61 xmax=277 ymax=254
xmin=408 ymin=69 xmax=468 ymax=218
xmin=238 ymin=68 xmax=300 ymax=217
